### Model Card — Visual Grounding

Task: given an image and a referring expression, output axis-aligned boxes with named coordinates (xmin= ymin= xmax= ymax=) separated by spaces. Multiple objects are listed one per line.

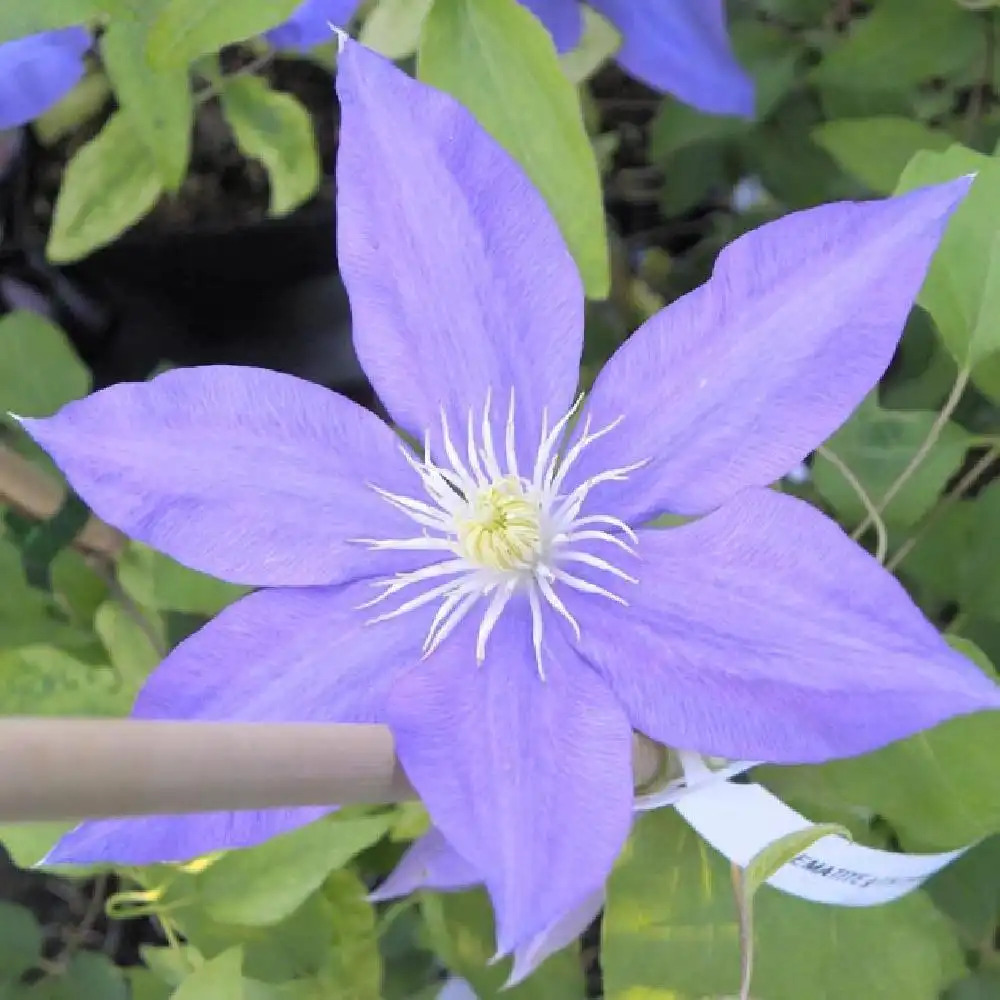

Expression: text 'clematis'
xmin=21 ymin=41 xmax=1000 ymax=966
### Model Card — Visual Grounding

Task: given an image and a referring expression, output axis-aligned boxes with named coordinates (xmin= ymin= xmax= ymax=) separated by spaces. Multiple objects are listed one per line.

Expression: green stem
xmin=852 ymin=367 xmax=970 ymax=543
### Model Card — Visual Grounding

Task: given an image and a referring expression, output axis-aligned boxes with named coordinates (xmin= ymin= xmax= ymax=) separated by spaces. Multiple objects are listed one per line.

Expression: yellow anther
xmin=458 ymin=477 xmax=541 ymax=572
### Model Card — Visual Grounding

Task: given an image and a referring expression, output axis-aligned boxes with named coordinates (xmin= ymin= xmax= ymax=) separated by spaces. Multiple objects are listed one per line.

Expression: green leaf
xmin=602 ymin=809 xmax=965 ymax=1000
xmin=419 ymin=0 xmax=609 ymax=298
xmin=0 ymin=822 xmax=73 ymax=868
xmin=0 ymin=312 xmax=89 ymax=417
xmin=649 ymin=102 xmax=745 ymax=163
xmin=6 ymin=494 xmax=93 ymax=591
xmin=27 ymin=953 xmax=128 ymax=1000
xmin=422 ymin=888 xmax=585 ymax=999
xmin=359 ymin=0 xmax=432 ymax=59
xmin=126 ymin=967 xmax=175 ymax=1000
xmin=813 ymin=117 xmax=953 ymax=194
xmin=895 ymin=145 xmax=1000 ymax=400
xmin=812 ymin=0 xmax=982 ymax=92
xmin=102 ymin=19 xmax=194 ymax=190
xmin=175 ymin=891 xmax=335 ymax=983
xmin=747 ymin=94 xmax=858 ymax=209
xmin=0 ymin=536 xmax=82 ymax=650
xmin=118 ymin=543 xmax=249 ymax=616
xmin=916 ymin=482 xmax=1000 ymax=617
xmin=731 ymin=19 xmax=805 ymax=119
xmin=198 ymin=814 xmax=392 ymax=926
xmin=0 ymin=645 xmax=132 ymax=716
xmin=0 ymin=903 xmax=42 ymax=983
xmin=50 ymin=547 xmax=110 ymax=627
xmin=171 ymin=948 xmax=245 ymax=1000
xmin=147 ymin=0 xmax=300 ymax=67
xmin=558 ymin=7 xmax=619 ymax=85
xmin=812 ymin=394 xmax=972 ymax=529
xmin=48 ymin=112 xmax=164 ymax=263
xmin=0 ymin=1 xmax=98 ymax=42
xmin=94 ymin=599 xmax=164 ymax=689
xmin=219 ymin=77 xmax=320 ymax=217
xmin=946 ymin=969 xmax=1000 ymax=1000
xmin=927 ymin=835 xmax=1000 ymax=943
xmin=318 ymin=870 xmax=382 ymax=999
xmin=759 ymin=640 xmax=1000 ymax=849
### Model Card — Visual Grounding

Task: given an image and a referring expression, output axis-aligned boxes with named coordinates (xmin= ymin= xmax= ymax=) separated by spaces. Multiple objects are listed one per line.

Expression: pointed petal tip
xmin=329 ymin=21 xmax=349 ymax=52
xmin=908 ymin=172 xmax=976 ymax=217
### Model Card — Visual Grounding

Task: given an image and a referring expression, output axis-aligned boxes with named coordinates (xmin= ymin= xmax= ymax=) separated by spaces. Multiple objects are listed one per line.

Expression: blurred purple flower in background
xmin=264 ymin=0 xmax=359 ymax=49
xmin=0 ymin=28 xmax=91 ymax=130
xmin=21 ymin=41 xmax=999 ymax=960
xmin=523 ymin=0 xmax=754 ymax=114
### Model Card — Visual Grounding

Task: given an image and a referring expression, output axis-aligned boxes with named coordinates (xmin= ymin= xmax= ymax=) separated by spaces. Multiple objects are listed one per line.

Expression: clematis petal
xmin=387 ymin=599 xmax=632 ymax=955
xmin=264 ymin=0 xmax=357 ymax=48
xmin=519 ymin=0 xmax=583 ymax=51
xmin=336 ymin=41 xmax=583 ymax=465
xmin=507 ymin=887 xmax=605 ymax=987
xmin=567 ymin=179 xmax=971 ymax=524
xmin=589 ymin=0 xmax=753 ymax=115
xmin=20 ymin=365 xmax=430 ymax=588
xmin=0 ymin=28 xmax=90 ymax=129
xmin=368 ymin=827 xmax=479 ymax=901
xmin=564 ymin=488 xmax=1000 ymax=765
xmin=45 ymin=581 xmax=430 ymax=865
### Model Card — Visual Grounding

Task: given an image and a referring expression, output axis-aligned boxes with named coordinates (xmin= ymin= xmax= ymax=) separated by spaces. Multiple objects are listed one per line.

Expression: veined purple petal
xmin=564 ymin=489 xmax=1000 ymax=764
xmin=45 ymin=581 xmax=430 ymax=865
xmin=264 ymin=0 xmax=357 ymax=48
xmin=20 ymin=365 xmax=431 ymax=588
xmin=336 ymin=41 xmax=584 ymax=467
xmin=386 ymin=599 xmax=632 ymax=955
xmin=369 ymin=827 xmax=479 ymax=901
xmin=568 ymin=179 xmax=972 ymax=524
xmin=589 ymin=0 xmax=753 ymax=115
xmin=519 ymin=0 xmax=583 ymax=52
xmin=0 ymin=28 xmax=90 ymax=129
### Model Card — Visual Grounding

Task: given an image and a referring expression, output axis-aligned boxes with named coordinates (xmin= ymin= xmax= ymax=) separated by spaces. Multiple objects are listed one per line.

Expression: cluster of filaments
xmin=360 ymin=391 xmax=644 ymax=678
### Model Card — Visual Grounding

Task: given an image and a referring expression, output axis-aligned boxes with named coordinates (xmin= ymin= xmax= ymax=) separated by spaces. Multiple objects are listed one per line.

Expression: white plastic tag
xmin=675 ymin=780 xmax=970 ymax=906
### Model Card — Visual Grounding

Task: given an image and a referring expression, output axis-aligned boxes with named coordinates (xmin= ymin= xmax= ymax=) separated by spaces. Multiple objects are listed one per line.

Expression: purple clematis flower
xmin=0 ymin=28 xmax=91 ymax=130
xmin=20 ymin=41 xmax=1000 ymax=959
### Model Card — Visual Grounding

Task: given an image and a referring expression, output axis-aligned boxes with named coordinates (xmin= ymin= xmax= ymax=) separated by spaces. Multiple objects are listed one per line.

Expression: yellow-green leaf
xmin=813 ymin=117 xmax=953 ymax=194
xmin=48 ymin=112 xmax=164 ymax=263
xmin=419 ymin=0 xmax=609 ymax=299
xmin=102 ymin=18 xmax=194 ymax=190
xmin=171 ymin=947 xmax=245 ymax=1000
xmin=198 ymin=814 xmax=392 ymax=926
xmin=220 ymin=76 xmax=320 ymax=216
xmin=0 ymin=312 xmax=89 ymax=416
xmin=147 ymin=0 xmax=300 ymax=67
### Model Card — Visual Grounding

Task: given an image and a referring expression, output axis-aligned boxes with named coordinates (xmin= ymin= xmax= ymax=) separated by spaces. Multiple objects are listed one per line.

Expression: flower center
xmin=458 ymin=477 xmax=542 ymax=572
xmin=357 ymin=391 xmax=646 ymax=678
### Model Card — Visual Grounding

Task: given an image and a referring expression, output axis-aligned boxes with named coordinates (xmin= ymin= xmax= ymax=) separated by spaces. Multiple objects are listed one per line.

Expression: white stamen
xmin=360 ymin=395 xmax=644 ymax=680
xmin=527 ymin=585 xmax=545 ymax=680
xmin=476 ymin=579 xmax=517 ymax=663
